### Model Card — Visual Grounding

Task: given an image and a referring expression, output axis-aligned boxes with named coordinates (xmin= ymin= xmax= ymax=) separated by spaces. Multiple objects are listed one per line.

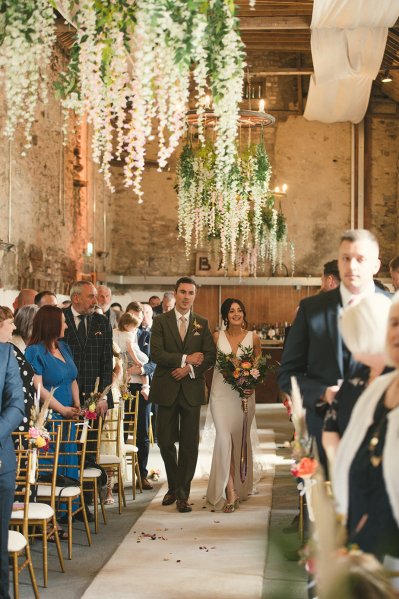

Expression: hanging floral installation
xmin=176 ymin=138 xmax=295 ymax=275
xmin=0 ymin=0 xmax=249 ymax=198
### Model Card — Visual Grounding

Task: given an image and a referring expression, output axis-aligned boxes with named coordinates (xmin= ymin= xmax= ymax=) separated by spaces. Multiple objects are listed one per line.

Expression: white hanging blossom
xmin=0 ymin=0 xmax=56 ymax=150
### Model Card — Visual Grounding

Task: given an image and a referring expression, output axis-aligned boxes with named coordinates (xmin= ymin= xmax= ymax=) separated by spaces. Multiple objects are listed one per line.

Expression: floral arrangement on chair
xmin=27 ymin=385 xmax=54 ymax=451
xmin=81 ymin=377 xmax=112 ymax=420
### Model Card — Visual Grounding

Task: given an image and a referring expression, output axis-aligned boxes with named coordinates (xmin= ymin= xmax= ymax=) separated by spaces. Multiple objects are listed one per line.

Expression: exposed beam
xmin=240 ymin=16 xmax=311 ymax=29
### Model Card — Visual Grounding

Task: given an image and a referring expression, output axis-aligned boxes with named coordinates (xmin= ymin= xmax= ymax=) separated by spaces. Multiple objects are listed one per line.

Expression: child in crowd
xmin=112 ymin=312 xmax=149 ymax=399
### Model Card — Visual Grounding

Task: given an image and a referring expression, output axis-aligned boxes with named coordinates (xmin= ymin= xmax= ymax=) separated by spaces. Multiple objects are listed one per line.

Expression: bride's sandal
xmin=233 ymin=497 xmax=240 ymax=509
xmin=223 ymin=502 xmax=235 ymax=513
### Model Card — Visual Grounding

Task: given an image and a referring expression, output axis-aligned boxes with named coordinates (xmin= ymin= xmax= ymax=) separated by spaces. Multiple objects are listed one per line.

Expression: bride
xmin=206 ymin=298 xmax=261 ymax=512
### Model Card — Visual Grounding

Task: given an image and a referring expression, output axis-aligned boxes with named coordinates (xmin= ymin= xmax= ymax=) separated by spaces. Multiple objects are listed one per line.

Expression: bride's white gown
xmin=206 ymin=330 xmax=255 ymax=510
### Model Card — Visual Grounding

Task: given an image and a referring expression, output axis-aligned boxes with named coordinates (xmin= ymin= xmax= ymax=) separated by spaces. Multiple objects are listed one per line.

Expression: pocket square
xmin=94 ymin=331 xmax=103 ymax=336
xmin=193 ymin=331 xmax=201 ymax=336
xmin=143 ymin=342 xmax=149 ymax=346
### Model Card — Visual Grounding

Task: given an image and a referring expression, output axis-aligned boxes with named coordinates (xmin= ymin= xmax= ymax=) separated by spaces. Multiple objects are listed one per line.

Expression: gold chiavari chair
xmin=42 ymin=419 xmax=91 ymax=560
xmin=98 ymin=403 xmax=126 ymax=514
xmin=9 ymin=442 xmax=39 ymax=599
xmin=82 ymin=416 xmax=107 ymax=533
xmin=123 ymin=392 xmax=142 ymax=499
xmin=11 ymin=431 xmax=64 ymax=588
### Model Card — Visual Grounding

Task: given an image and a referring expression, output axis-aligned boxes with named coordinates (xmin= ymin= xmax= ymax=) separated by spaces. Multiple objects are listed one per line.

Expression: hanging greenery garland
xmin=176 ymin=138 xmax=294 ymax=275
xmin=0 ymin=0 xmax=248 ymax=198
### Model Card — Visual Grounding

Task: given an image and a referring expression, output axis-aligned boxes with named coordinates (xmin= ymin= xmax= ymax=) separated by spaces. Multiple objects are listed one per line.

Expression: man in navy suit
xmin=126 ymin=301 xmax=156 ymax=490
xmin=63 ymin=281 xmax=113 ymax=414
xmin=278 ymin=229 xmax=389 ymax=470
xmin=0 ymin=343 xmax=24 ymax=599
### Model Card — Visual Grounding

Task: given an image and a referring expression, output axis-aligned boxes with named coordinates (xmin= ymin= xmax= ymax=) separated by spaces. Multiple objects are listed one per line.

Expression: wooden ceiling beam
xmin=240 ymin=16 xmax=311 ymax=29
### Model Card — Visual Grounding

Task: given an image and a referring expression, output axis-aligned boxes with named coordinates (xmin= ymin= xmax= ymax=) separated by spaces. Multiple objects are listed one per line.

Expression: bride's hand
xmin=243 ymin=389 xmax=254 ymax=397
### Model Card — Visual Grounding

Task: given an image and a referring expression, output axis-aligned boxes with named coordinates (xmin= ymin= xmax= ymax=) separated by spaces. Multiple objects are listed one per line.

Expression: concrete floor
xmin=12 ymin=405 xmax=307 ymax=599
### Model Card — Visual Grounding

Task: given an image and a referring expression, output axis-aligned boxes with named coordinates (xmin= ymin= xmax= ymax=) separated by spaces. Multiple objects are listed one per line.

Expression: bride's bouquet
xmin=216 ymin=344 xmax=267 ymax=405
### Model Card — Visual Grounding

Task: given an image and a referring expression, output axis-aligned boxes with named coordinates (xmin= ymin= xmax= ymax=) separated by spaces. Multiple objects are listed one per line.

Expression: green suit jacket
xmin=149 ymin=310 xmax=216 ymax=407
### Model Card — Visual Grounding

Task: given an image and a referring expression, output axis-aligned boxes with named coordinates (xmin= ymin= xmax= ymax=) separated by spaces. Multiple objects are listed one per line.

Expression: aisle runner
xmin=83 ymin=407 xmax=277 ymax=599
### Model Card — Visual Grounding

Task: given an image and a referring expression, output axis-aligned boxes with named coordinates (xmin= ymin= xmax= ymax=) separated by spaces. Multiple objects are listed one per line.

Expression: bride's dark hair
xmin=221 ymin=298 xmax=248 ymax=330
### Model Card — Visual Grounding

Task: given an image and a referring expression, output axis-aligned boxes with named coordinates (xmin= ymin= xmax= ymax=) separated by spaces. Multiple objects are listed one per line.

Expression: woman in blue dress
xmin=25 ymin=305 xmax=80 ymax=526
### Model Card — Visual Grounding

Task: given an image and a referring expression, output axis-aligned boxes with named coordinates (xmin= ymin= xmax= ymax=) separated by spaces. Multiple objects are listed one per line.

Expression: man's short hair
xmin=69 ymin=280 xmax=94 ymax=298
xmin=110 ymin=302 xmax=122 ymax=310
xmin=126 ymin=301 xmax=143 ymax=314
xmin=175 ymin=277 xmax=197 ymax=292
xmin=340 ymin=229 xmax=379 ymax=250
xmin=163 ymin=291 xmax=175 ymax=301
xmin=389 ymin=256 xmax=399 ymax=272
xmin=34 ymin=291 xmax=57 ymax=306
xmin=323 ymin=260 xmax=340 ymax=280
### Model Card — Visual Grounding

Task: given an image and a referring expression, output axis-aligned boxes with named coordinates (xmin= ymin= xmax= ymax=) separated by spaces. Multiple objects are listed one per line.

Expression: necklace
xmin=368 ymin=403 xmax=390 ymax=468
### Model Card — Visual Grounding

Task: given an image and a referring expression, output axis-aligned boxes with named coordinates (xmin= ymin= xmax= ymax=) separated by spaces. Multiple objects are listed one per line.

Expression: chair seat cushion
xmin=99 ymin=454 xmax=122 ymax=465
xmin=83 ymin=468 xmax=102 ymax=478
xmin=11 ymin=502 xmax=53 ymax=520
xmin=37 ymin=484 xmax=81 ymax=498
xmin=124 ymin=444 xmax=138 ymax=453
xmin=8 ymin=530 xmax=27 ymax=553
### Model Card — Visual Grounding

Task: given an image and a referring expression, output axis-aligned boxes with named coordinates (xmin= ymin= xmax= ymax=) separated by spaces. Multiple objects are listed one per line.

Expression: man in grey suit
xmin=149 ymin=277 xmax=216 ymax=513
xmin=0 ymin=343 xmax=24 ymax=599
xmin=278 ymin=229 xmax=389 ymax=470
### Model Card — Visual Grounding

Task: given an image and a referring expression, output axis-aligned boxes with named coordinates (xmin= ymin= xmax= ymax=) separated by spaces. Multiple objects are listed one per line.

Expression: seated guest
xmin=334 ymin=293 xmax=399 ymax=562
xmin=153 ymin=291 xmax=175 ymax=315
xmin=110 ymin=302 xmax=123 ymax=312
xmin=148 ymin=295 xmax=161 ymax=309
xmin=320 ymin=259 xmax=340 ymax=293
xmin=97 ymin=284 xmax=118 ymax=328
xmin=0 ymin=307 xmax=35 ymax=440
xmin=323 ymin=294 xmax=392 ymax=461
xmin=12 ymin=288 xmax=36 ymax=315
xmin=0 ymin=338 xmax=24 ymax=599
xmin=35 ymin=290 xmax=58 ymax=307
xmin=12 ymin=304 xmax=39 ymax=352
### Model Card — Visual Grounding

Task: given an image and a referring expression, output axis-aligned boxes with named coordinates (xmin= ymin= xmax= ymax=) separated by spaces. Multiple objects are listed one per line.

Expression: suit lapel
xmin=324 ymin=288 xmax=344 ymax=377
xmin=182 ymin=313 xmax=194 ymax=350
xmin=165 ymin=310 xmax=183 ymax=348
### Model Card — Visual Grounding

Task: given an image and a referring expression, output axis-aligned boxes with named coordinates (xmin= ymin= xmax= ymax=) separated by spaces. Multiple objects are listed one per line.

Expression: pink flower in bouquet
xmin=28 ymin=427 xmax=40 ymax=439
xmin=83 ymin=409 xmax=97 ymax=421
xmin=291 ymin=457 xmax=318 ymax=479
xmin=250 ymin=368 xmax=260 ymax=379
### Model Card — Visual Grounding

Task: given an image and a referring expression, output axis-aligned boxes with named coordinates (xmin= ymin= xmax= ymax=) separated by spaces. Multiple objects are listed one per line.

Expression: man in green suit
xmin=149 ymin=277 xmax=216 ymax=513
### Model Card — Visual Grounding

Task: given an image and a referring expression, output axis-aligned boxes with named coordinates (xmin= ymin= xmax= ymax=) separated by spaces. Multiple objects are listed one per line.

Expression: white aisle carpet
xmin=82 ymin=405 xmax=278 ymax=599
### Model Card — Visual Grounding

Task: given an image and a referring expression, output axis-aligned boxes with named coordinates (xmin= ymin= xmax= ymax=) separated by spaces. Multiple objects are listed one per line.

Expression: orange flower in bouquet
xmin=291 ymin=457 xmax=319 ymax=479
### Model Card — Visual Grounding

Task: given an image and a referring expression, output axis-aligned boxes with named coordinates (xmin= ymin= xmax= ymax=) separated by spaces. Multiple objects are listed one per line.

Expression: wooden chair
xmin=11 ymin=431 xmax=64 ymax=588
xmin=99 ymin=404 xmax=126 ymax=514
xmin=39 ymin=419 xmax=91 ymax=560
xmin=9 ymin=445 xmax=39 ymax=599
xmin=82 ymin=417 xmax=107 ymax=533
xmin=123 ymin=392 xmax=142 ymax=499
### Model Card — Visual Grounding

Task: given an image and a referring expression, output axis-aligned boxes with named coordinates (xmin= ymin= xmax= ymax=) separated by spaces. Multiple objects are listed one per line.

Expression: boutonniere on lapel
xmin=192 ymin=319 xmax=202 ymax=336
xmin=94 ymin=331 xmax=103 ymax=336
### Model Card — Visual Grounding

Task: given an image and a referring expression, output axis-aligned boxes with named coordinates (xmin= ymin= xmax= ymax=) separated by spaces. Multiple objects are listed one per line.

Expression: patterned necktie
xmin=179 ymin=316 xmax=186 ymax=341
xmin=77 ymin=314 xmax=87 ymax=345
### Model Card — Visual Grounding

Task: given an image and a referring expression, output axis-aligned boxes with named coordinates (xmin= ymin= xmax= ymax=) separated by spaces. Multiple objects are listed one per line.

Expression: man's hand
xmin=323 ymin=385 xmax=341 ymax=405
xmin=128 ymin=365 xmax=142 ymax=375
xmin=171 ymin=365 xmax=191 ymax=380
xmin=96 ymin=398 xmax=108 ymax=416
xmin=186 ymin=352 xmax=204 ymax=367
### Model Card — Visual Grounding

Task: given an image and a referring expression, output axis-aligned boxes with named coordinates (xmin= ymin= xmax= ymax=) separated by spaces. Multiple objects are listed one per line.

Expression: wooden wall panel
xmin=194 ymin=284 xmax=314 ymax=331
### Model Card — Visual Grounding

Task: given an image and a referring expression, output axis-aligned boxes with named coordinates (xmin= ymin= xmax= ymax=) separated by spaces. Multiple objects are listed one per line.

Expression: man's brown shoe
xmin=162 ymin=491 xmax=176 ymax=506
xmin=140 ymin=477 xmax=153 ymax=491
xmin=176 ymin=499 xmax=192 ymax=513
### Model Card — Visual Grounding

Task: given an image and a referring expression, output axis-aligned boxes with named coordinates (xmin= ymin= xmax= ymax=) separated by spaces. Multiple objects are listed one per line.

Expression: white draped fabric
xmin=304 ymin=0 xmax=399 ymax=123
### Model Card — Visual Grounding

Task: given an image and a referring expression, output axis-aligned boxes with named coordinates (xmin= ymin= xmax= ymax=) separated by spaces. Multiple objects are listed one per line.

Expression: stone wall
xmin=0 ymin=44 xmax=397 ymax=302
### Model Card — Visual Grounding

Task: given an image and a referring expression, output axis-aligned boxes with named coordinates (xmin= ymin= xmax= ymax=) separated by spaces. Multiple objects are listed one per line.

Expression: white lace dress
xmin=206 ymin=330 xmax=256 ymax=510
